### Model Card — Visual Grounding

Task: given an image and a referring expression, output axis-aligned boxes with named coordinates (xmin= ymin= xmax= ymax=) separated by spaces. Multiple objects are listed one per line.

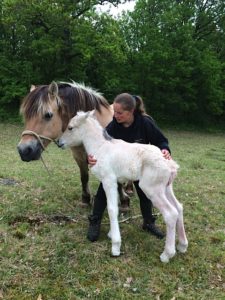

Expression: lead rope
xmin=40 ymin=156 xmax=51 ymax=176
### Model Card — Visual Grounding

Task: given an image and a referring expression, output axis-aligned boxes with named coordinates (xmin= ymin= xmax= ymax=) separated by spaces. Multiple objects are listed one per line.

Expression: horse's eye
xmin=44 ymin=112 xmax=53 ymax=120
xmin=68 ymin=126 xmax=73 ymax=131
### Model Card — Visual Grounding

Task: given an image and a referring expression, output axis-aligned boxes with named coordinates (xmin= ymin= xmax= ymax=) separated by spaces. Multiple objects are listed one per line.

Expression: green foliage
xmin=0 ymin=0 xmax=225 ymax=125
xmin=120 ymin=0 xmax=225 ymax=124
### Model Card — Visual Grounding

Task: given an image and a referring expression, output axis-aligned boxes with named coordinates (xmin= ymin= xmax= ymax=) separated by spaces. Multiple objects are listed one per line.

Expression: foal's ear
xmin=48 ymin=81 xmax=59 ymax=97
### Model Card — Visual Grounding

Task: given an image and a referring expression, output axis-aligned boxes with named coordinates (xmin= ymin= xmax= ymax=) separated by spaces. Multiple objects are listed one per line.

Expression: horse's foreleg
xmin=118 ymin=183 xmax=130 ymax=212
xmin=71 ymin=146 xmax=91 ymax=206
xmin=124 ymin=181 xmax=134 ymax=196
xmin=102 ymin=179 xmax=121 ymax=256
xmin=166 ymin=185 xmax=188 ymax=254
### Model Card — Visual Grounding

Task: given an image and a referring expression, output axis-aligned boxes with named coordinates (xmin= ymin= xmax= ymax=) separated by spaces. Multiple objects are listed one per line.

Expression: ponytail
xmin=132 ymin=95 xmax=146 ymax=115
xmin=133 ymin=95 xmax=154 ymax=121
xmin=114 ymin=93 xmax=152 ymax=118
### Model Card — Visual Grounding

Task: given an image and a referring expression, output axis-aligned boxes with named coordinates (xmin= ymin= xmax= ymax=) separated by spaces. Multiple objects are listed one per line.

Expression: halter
xmin=21 ymin=130 xmax=56 ymax=150
xmin=21 ymin=130 xmax=59 ymax=175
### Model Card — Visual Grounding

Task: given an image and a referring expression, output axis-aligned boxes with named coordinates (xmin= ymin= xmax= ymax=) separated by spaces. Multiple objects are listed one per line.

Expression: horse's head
xmin=17 ymin=81 xmax=65 ymax=161
xmin=58 ymin=111 xmax=93 ymax=149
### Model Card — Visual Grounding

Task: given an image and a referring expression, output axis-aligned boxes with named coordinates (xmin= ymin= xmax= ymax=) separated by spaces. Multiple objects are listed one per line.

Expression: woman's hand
xmin=87 ymin=154 xmax=97 ymax=167
xmin=161 ymin=149 xmax=171 ymax=160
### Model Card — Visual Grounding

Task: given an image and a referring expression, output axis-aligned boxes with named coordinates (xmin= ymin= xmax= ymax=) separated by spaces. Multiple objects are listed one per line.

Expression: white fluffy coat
xmin=59 ymin=111 xmax=188 ymax=262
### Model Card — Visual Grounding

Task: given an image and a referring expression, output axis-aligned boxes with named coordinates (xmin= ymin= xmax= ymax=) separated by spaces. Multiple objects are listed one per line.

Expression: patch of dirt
xmin=0 ymin=178 xmax=19 ymax=186
xmin=8 ymin=215 xmax=78 ymax=226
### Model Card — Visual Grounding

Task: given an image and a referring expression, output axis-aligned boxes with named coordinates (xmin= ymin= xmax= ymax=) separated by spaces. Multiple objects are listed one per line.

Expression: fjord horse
xmin=17 ymin=81 xmax=129 ymax=206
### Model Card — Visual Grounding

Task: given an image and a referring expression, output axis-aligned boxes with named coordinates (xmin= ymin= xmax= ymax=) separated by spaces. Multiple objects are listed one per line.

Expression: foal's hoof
xmin=110 ymin=252 xmax=121 ymax=257
xmin=160 ymin=253 xmax=170 ymax=263
xmin=160 ymin=250 xmax=176 ymax=263
xmin=111 ymin=242 xmax=121 ymax=257
xmin=111 ymin=250 xmax=121 ymax=257
xmin=177 ymin=242 xmax=188 ymax=253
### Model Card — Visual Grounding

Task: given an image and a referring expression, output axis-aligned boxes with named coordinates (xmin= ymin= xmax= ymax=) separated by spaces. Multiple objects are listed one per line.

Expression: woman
xmin=87 ymin=93 xmax=171 ymax=242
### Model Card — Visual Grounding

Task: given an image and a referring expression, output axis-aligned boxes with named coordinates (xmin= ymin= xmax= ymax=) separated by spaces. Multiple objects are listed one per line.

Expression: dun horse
xmin=58 ymin=111 xmax=188 ymax=263
xmin=17 ymin=81 xmax=129 ymax=207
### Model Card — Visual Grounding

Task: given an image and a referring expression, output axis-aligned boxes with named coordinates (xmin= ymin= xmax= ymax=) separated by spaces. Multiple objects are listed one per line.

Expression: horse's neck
xmin=94 ymin=105 xmax=113 ymax=128
xmin=81 ymin=119 xmax=107 ymax=155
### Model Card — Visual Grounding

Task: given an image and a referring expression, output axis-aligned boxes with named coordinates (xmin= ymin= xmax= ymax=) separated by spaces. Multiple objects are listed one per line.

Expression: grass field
xmin=0 ymin=124 xmax=224 ymax=300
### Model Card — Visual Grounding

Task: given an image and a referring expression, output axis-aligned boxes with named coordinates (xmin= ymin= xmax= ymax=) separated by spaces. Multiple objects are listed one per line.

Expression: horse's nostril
xmin=18 ymin=145 xmax=31 ymax=156
xmin=24 ymin=146 xmax=33 ymax=156
xmin=17 ymin=143 xmax=42 ymax=161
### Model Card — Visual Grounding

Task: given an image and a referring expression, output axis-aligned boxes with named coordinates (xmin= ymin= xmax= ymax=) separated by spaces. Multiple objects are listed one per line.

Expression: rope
xmin=21 ymin=130 xmax=56 ymax=174
xmin=21 ymin=130 xmax=53 ymax=150
xmin=40 ymin=155 xmax=51 ymax=176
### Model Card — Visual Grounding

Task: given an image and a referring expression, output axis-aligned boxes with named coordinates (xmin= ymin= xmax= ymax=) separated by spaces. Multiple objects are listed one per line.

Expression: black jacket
xmin=106 ymin=113 xmax=170 ymax=153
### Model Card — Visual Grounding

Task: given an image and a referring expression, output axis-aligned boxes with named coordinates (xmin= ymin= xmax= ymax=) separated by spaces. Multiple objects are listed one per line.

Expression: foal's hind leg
xmin=166 ymin=185 xmax=188 ymax=253
xmin=71 ymin=146 xmax=91 ymax=206
xmin=139 ymin=182 xmax=178 ymax=263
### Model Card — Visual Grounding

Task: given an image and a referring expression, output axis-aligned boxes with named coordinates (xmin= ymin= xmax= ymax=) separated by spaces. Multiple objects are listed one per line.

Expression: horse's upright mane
xmin=58 ymin=81 xmax=109 ymax=119
xmin=20 ymin=81 xmax=110 ymax=120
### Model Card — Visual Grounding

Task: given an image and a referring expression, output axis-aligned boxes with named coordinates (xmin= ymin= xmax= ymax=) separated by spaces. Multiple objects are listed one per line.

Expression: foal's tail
xmin=167 ymin=160 xmax=179 ymax=186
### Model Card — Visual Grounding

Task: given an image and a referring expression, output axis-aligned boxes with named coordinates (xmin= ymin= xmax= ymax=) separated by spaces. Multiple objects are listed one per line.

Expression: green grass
xmin=0 ymin=124 xmax=224 ymax=300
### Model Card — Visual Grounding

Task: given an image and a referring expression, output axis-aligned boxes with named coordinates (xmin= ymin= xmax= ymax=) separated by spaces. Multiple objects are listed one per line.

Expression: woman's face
xmin=113 ymin=103 xmax=134 ymax=125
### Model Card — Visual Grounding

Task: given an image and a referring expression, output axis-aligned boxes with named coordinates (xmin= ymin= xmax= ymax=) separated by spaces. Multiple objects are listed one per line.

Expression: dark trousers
xmin=92 ymin=181 xmax=155 ymax=222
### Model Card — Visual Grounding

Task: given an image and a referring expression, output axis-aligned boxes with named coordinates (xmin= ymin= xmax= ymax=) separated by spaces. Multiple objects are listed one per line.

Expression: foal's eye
xmin=44 ymin=112 xmax=53 ymax=121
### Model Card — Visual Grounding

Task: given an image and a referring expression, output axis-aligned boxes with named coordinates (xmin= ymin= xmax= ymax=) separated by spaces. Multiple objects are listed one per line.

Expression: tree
xmin=0 ymin=0 xmax=126 ymax=120
xmin=119 ymin=0 xmax=225 ymax=124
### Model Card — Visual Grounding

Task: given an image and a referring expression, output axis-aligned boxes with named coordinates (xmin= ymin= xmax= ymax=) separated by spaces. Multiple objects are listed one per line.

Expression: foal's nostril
xmin=58 ymin=141 xmax=64 ymax=148
xmin=57 ymin=139 xmax=66 ymax=149
xmin=55 ymin=140 xmax=62 ymax=148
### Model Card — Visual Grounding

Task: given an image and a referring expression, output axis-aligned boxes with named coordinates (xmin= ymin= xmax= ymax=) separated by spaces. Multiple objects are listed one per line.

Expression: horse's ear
xmin=48 ymin=81 xmax=59 ymax=97
xmin=30 ymin=85 xmax=36 ymax=92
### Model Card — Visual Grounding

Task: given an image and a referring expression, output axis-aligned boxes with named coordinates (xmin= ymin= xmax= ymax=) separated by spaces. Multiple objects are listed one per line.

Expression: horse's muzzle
xmin=17 ymin=140 xmax=42 ymax=162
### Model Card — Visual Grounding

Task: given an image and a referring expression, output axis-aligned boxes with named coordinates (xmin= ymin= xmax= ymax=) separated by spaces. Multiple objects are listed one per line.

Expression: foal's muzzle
xmin=56 ymin=138 xmax=66 ymax=149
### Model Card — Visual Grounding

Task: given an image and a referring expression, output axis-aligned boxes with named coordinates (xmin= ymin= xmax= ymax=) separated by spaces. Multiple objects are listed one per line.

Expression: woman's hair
xmin=114 ymin=93 xmax=147 ymax=115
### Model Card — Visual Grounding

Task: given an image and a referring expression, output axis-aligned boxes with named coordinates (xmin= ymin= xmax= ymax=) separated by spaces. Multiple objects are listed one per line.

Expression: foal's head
xmin=58 ymin=111 xmax=92 ymax=149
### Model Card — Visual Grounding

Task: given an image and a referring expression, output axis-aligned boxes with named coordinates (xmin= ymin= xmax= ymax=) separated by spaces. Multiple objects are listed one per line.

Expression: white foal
xmin=58 ymin=111 xmax=188 ymax=263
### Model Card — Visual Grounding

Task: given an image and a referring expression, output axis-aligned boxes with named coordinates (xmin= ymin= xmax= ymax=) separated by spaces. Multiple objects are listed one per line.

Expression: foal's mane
xmin=20 ymin=81 xmax=110 ymax=120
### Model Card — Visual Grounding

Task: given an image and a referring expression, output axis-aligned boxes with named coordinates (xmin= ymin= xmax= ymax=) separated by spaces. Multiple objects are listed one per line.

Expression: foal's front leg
xmin=102 ymin=179 xmax=121 ymax=256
